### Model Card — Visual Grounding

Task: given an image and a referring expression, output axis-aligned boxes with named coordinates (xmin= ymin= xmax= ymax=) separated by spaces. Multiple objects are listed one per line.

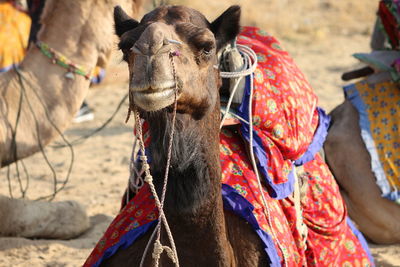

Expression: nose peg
xmin=131 ymin=37 xmax=182 ymax=56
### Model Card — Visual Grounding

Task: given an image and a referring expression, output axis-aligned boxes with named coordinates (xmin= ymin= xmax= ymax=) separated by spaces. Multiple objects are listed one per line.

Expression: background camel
xmin=325 ymin=100 xmax=400 ymax=244
xmin=0 ymin=0 xmax=139 ymax=239
xmin=324 ymin=54 xmax=400 ymax=244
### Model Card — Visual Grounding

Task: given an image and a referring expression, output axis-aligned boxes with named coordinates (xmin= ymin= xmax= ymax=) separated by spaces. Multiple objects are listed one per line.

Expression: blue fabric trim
xmin=294 ymin=107 xmax=331 ymax=166
xmin=344 ymin=83 xmax=392 ymax=198
xmin=90 ymin=68 xmax=106 ymax=84
xmin=0 ymin=64 xmax=18 ymax=73
xmin=237 ymin=76 xmax=295 ymax=199
xmin=135 ymin=147 xmax=152 ymax=165
xmin=383 ymin=190 xmax=400 ymax=202
xmin=92 ymin=220 xmax=157 ymax=267
xmin=221 ymin=183 xmax=281 ymax=267
xmin=346 ymin=217 xmax=375 ymax=266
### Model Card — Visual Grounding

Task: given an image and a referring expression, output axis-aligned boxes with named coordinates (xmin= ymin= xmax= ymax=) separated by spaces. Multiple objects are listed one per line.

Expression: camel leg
xmin=0 ymin=195 xmax=89 ymax=239
xmin=324 ymin=100 xmax=400 ymax=244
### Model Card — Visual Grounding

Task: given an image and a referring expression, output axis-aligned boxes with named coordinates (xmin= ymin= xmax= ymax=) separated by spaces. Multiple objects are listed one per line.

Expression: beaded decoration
xmin=35 ymin=40 xmax=91 ymax=80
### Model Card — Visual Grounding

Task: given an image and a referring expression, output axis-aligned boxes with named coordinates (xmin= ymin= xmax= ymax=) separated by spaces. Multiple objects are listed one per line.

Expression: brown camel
xmin=0 ymin=0 xmax=140 ymax=239
xmin=102 ymin=5 xmax=267 ymax=266
xmin=325 ymin=67 xmax=400 ymax=243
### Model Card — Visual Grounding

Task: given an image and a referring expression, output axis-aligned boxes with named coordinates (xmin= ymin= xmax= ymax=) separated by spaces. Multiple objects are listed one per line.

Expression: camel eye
xmin=203 ymin=48 xmax=211 ymax=55
xmin=199 ymin=41 xmax=214 ymax=56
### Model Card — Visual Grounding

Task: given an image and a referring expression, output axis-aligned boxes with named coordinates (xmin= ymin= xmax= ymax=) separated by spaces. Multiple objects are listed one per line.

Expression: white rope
xmin=247 ymin=74 xmax=288 ymax=267
xmin=220 ymin=106 xmax=249 ymax=125
xmin=219 ymin=77 xmax=244 ymax=129
xmin=219 ymin=43 xmax=288 ymax=266
xmin=219 ymin=44 xmax=258 ymax=128
xmin=219 ymin=44 xmax=258 ymax=78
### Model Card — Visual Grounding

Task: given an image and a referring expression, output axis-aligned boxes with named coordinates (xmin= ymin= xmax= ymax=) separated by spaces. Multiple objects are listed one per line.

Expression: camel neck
xmin=145 ymin=104 xmax=234 ymax=265
xmin=35 ymin=1 xmax=99 ymax=65
xmin=19 ymin=1 xmax=99 ymax=113
xmin=146 ymin=106 xmax=221 ymax=216
xmin=0 ymin=1 xmax=102 ymax=166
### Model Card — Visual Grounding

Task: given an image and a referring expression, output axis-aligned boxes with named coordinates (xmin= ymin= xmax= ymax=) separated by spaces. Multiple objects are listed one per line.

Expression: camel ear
xmin=114 ymin=5 xmax=139 ymax=37
xmin=210 ymin=5 xmax=241 ymax=51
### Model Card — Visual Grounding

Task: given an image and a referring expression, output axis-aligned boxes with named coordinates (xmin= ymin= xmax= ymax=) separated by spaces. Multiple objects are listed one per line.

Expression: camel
xmin=324 ymin=53 xmax=400 ymax=243
xmin=101 ymin=5 xmax=268 ymax=266
xmin=0 ymin=0 xmax=140 ymax=239
xmin=84 ymin=5 xmax=375 ymax=266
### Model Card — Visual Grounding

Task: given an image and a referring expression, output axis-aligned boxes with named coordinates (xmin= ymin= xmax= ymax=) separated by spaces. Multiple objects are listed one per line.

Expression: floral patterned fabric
xmin=84 ymin=184 xmax=158 ymax=267
xmin=220 ymin=128 xmax=373 ymax=267
xmin=84 ymin=27 xmax=373 ymax=267
xmin=235 ymin=27 xmax=320 ymax=200
xmin=220 ymin=27 xmax=372 ymax=265
xmin=345 ymin=80 xmax=400 ymax=203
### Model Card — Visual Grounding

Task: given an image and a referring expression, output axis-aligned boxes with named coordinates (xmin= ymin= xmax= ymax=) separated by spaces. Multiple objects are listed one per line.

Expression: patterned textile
xmin=84 ymin=27 xmax=373 ymax=267
xmin=0 ymin=1 xmax=31 ymax=72
xmin=235 ymin=27 xmax=320 ymax=200
xmin=221 ymin=129 xmax=373 ymax=267
xmin=84 ymin=184 xmax=158 ymax=267
xmin=345 ymin=80 xmax=400 ymax=203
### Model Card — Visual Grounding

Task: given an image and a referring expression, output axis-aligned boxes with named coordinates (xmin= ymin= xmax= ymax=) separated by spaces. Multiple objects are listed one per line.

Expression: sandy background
xmin=1 ymin=0 xmax=400 ymax=266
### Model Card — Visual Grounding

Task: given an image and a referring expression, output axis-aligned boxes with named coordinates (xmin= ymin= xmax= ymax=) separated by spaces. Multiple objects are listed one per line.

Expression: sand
xmin=0 ymin=1 xmax=399 ymax=266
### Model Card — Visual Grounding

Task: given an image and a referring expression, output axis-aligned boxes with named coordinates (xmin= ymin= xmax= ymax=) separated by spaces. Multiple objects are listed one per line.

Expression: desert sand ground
xmin=0 ymin=1 xmax=400 ymax=266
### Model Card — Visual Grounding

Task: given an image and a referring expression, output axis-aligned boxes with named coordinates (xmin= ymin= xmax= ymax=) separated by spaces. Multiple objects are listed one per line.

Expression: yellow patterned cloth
xmin=0 ymin=2 xmax=31 ymax=72
xmin=345 ymin=80 xmax=400 ymax=201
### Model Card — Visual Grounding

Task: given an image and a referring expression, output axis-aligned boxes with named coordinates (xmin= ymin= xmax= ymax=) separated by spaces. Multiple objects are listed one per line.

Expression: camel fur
xmin=0 ymin=0 xmax=139 ymax=239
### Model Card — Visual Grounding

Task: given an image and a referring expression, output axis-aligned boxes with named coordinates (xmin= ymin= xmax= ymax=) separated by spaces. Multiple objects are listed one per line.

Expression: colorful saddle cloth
xmin=84 ymin=27 xmax=374 ymax=267
xmin=0 ymin=1 xmax=31 ymax=72
xmin=345 ymin=80 xmax=400 ymax=203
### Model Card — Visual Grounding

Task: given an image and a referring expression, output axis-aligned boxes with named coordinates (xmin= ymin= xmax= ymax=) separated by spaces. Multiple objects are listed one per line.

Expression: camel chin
xmin=0 ymin=196 xmax=90 ymax=239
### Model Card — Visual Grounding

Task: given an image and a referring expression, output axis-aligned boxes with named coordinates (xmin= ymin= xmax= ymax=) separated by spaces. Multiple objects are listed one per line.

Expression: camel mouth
xmin=132 ymin=86 xmax=179 ymax=111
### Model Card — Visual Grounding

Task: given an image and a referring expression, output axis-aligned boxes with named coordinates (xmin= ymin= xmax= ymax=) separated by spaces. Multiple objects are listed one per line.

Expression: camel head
xmin=114 ymin=5 xmax=241 ymax=119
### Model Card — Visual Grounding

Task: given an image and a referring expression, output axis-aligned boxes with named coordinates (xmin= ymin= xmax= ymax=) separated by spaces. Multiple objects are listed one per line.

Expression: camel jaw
xmin=131 ymin=86 xmax=179 ymax=112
